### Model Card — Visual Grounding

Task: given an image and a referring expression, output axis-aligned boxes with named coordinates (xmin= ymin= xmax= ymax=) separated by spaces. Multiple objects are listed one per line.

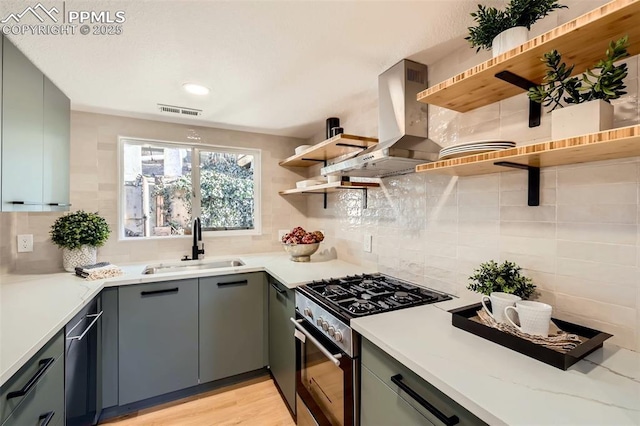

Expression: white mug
xmin=481 ymin=292 xmax=521 ymax=323
xmin=504 ymin=301 xmax=552 ymax=336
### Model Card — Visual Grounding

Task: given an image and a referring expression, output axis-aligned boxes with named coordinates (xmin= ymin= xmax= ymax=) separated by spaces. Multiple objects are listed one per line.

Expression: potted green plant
xmin=466 ymin=0 xmax=566 ymax=57
xmin=528 ymin=36 xmax=629 ymax=139
xmin=467 ymin=260 xmax=536 ymax=299
xmin=50 ymin=210 xmax=111 ymax=272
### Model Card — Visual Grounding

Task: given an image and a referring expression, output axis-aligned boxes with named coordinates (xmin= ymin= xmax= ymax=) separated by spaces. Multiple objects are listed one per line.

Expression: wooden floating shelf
xmin=415 ymin=125 xmax=640 ymax=176
xmin=279 ymin=181 xmax=380 ymax=195
xmin=279 ymin=134 xmax=378 ymax=167
xmin=417 ymin=0 xmax=640 ymax=112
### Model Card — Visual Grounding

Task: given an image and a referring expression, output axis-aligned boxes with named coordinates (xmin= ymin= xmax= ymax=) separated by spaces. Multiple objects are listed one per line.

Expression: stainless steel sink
xmin=143 ymin=259 xmax=245 ymax=275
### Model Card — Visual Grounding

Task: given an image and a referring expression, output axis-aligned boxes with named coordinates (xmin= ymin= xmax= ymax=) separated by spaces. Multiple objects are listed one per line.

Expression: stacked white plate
xmin=438 ymin=140 xmax=516 ymax=160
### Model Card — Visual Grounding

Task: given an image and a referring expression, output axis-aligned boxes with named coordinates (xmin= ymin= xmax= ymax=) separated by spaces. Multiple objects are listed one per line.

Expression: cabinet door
xmin=361 ymin=364 xmax=435 ymax=426
xmin=42 ymin=77 xmax=70 ymax=211
xmin=1 ymin=37 xmax=44 ymax=211
xmin=118 ymin=279 xmax=199 ymax=405
xmin=101 ymin=287 xmax=119 ymax=410
xmin=199 ymin=273 xmax=266 ymax=383
xmin=268 ymin=277 xmax=296 ymax=414
xmin=2 ymin=356 xmax=65 ymax=426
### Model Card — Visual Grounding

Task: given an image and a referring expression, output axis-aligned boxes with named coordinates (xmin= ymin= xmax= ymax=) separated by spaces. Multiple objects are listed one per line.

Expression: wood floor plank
xmin=101 ymin=376 xmax=295 ymax=426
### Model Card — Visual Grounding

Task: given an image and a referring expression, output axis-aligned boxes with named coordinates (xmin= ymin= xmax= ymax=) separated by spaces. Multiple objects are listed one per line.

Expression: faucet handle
xmin=181 ymin=255 xmax=190 ymax=261
xmin=199 ymin=243 xmax=205 ymax=254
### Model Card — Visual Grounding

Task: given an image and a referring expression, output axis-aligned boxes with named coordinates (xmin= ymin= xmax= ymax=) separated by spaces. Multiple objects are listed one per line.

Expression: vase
xmin=62 ymin=246 xmax=97 ymax=272
xmin=492 ymin=27 xmax=529 ymax=58
xmin=551 ymin=99 xmax=614 ymax=140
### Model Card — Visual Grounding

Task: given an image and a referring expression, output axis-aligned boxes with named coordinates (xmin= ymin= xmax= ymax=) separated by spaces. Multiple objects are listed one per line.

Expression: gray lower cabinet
xmin=118 ymin=279 xmax=199 ymax=405
xmin=361 ymin=338 xmax=486 ymax=426
xmin=268 ymin=277 xmax=296 ymax=414
xmin=0 ymin=332 xmax=65 ymax=426
xmin=199 ymin=273 xmax=267 ymax=383
xmin=101 ymin=287 xmax=119 ymax=409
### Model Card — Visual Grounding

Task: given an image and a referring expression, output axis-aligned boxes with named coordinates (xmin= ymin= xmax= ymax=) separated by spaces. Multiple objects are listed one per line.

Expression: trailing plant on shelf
xmin=528 ymin=35 xmax=630 ymax=111
xmin=466 ymin=0 xmax=566 ymax=52
xmin=467 ymin=260 xmax=536 ymax=299
xmin=50 ymin=210 xmax=110 ymax=249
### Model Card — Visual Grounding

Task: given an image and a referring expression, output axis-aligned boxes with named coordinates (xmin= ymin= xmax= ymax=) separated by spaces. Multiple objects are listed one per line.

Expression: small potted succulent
xmin=467 ymin=260 xmax=536 ymax=299
xmin=466 ymin=0 xmax=566 ymax=57
xmin=528 ymin=36 xmax=629 ymax=139
xmin=281 ymin=226 xmax=324 ymax=262
xmin=50 ymin=210 xmax=111 ymax=271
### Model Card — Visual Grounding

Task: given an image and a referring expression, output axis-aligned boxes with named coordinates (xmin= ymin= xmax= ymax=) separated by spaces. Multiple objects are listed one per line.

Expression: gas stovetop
xmin=297 ymin=273 xmax=451 ymax=321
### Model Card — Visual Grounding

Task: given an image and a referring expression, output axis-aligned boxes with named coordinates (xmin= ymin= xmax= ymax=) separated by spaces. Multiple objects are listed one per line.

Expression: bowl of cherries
xmin=281 ymin=227 xmax=324 ymax=262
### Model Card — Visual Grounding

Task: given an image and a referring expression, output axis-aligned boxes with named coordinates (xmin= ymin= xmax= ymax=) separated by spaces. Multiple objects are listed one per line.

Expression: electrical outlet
xmin=17 ymin=234 xmax=33 ymax=253
xmin=363 ymin=234 xmax=372 ymax=253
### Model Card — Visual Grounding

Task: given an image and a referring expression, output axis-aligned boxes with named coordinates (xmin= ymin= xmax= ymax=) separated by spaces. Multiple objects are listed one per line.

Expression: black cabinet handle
xmin=270 ymin=282 xmax=286 ymax=295
xmin=6 ymin=358 xmax=55 ymax=400
xmin=217 ymin=280 xmax=248 ymax=287
xmin=140 ymin=288 xmax=179 ymax=296
xmin=390 ymin=374 xmax=459 ymax=426
xmin=47 ymin=203 xmax=72 ymax=207
xmin=39 ymin=411 xmax=55 ymax=426
xmin=9 ymin=201 xmax=41 ymax=205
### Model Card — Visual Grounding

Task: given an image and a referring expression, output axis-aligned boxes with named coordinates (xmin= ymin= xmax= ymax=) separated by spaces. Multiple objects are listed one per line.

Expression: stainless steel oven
xmin=293 ymin=273 xmax=450 ymax=426
xmin=292 ymin=313 xmax=356 ymax=426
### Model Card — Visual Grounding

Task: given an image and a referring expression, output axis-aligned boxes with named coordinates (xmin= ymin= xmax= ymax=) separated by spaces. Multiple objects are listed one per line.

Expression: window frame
xmin=117 ymin=136 xmax=262 ymax=241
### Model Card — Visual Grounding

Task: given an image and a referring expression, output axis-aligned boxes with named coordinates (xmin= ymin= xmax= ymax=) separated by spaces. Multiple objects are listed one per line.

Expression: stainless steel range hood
xmin=321 ymin=59 xmax=441 ymax=178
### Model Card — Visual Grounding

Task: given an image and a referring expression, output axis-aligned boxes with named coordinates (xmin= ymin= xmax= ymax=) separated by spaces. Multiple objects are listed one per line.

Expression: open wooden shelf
xmin=279 ymin=181 xmax=380 ymax=195
xmin=279 ymin=134 xmax=378 ymax=167
xmin=415 ymin=125 xmax=640 ymax=176
xmin=417 ymin=0 xmax=640 ymax=112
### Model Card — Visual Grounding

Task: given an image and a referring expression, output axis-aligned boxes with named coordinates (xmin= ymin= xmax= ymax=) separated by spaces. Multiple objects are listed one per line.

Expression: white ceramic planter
xmin=62 ymin=246 xmax=97 ymax=272
xmin=551 ymin=99 xmax=614 ymax=140
xmin=492 ymin=26 xmax=529 ymax=58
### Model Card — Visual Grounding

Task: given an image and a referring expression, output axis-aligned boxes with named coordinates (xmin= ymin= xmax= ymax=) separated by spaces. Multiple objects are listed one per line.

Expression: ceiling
xmin=1 ymin=1 xmax=503 ymax=139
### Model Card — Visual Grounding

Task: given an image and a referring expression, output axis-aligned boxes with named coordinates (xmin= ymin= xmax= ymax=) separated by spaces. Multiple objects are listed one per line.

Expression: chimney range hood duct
xmin=321 ymin=59 xmax=441 ymax=178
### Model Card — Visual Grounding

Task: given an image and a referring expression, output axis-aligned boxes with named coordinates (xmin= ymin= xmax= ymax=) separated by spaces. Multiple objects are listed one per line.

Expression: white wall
xmin=1 ymin=111 xmax=308 ymax=273
xmin=305 ymin=2 xmax=640 ymax=352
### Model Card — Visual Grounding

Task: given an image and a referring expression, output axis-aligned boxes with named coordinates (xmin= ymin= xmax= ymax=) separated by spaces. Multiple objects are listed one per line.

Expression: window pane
xmin=122 ymin=142 xmax=192 ymax=237
xmin=199 ymin=151 xmax=255 ymax=230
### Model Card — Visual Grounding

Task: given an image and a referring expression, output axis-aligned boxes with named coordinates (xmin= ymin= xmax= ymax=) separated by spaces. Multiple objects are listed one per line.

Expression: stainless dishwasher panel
xmin=65 ymin=294 xmax=102 ymax=426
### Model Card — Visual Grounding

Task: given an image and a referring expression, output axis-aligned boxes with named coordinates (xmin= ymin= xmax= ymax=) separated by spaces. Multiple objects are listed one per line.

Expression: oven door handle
xmin=290 ymin=318 xmax=342 ymax=367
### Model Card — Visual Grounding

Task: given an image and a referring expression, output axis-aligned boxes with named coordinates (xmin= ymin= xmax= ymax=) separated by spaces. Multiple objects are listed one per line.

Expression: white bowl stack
xmin=438 ymin=140 xmax=516 ymax=160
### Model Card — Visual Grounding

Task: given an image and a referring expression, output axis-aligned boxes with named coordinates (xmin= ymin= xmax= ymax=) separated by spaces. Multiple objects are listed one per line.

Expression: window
xmin=119 ymin=138 xmax=261 ymax=239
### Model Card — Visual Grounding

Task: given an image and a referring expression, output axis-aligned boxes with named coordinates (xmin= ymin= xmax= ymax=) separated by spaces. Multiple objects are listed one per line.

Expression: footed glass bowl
xmin=282 ymin=242 xmax=320 ymax=262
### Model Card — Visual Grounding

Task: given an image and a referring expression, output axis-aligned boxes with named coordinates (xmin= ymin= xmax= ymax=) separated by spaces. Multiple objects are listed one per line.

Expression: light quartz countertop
xmin=0 ymin=251 xmax=373 ymax=386
xmin=352 ymin=297 xmax=640 ymax=426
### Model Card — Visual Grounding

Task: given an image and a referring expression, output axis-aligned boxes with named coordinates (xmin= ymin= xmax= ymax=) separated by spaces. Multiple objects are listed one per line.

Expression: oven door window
xmin=296 ymin=316 xmax=353 ymax=426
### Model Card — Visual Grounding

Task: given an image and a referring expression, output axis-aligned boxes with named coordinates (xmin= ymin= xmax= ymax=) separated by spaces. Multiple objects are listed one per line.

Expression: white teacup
xmin=481 ymin=292 xmax=521 ymax=323
xmin=504 ymin=301 xmax=553 ymax=336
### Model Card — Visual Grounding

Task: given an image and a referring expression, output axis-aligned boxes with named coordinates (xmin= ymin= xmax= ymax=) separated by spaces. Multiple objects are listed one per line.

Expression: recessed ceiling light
xmin=182 ymin=83 xmax=210 ymax=96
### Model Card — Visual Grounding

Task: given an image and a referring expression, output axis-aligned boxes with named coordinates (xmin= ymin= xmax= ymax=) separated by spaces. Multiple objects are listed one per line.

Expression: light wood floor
xmin=101 ymin=376 xmax=295 ymax=426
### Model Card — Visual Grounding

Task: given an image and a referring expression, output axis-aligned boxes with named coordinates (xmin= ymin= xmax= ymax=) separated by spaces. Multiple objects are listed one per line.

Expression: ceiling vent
xmin=158 ymin=104 xmax=202 ymax=117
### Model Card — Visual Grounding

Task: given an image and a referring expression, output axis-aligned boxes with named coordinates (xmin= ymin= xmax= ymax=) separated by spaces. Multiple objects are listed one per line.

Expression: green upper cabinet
xmin=1 ymin=36 xmax=70 ymax=212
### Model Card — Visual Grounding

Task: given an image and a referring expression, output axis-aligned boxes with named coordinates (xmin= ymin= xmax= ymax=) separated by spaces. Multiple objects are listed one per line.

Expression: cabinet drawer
xmin=0 ymin=332 xmax=63 ymax=423
xmin=2 ymin=355 xmax=64 ymax=426
xmin=361 ymin=364 xmax=434 ymax=426
xmin=362 ymin=338 xmax=485 ymax=426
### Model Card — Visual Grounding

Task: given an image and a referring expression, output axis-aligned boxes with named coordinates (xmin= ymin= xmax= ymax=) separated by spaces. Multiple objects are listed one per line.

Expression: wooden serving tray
xmin=449 ymin=303 xmax=613 ymax=370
